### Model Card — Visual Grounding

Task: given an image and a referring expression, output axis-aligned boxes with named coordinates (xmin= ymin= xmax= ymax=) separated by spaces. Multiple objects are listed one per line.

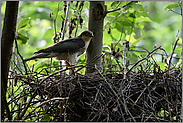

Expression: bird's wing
xmin=34 ymin=37 xmax=85 ymax=54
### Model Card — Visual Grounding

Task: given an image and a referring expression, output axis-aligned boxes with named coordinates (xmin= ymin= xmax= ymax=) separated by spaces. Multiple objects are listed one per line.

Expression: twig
xmin=75 ymin=1 xmax=84 ymax=37
xmin=64 ymin=91 xmax=71 ymax=122
xmin=94 ymin=83 xmax=103 ymax=102
xmin=128 ymin=11 xmax=136 ymax=41
xmin=115 ymin=59 xmax=123 ymax=71
xmin=53 ymin=2 xmax=60 ymax=43
xmin=134 ymin=79 xmax=155 ymax=104
xmin=168 ymin=36 xmax=179 ymax=74
xmin=62 ymin=1 xmax=71 ymax=40
xmin=39 ymin=67 xmax=67 ymax=85
xmin=15 ymin=88 xmax=37 ymax=120
xmin=168 ymin=8 xmax=181 ymax=15
xmin=22 ymin=97 xmax=69 ymax=121
xmin=108 ymin=1 xmax=122 ymax=13
xmin=126 ymin=46 xmax=162 ymax=75
xmin=95 ymin=65 xmax=136 ymax=122
xmin=103 ymin=12 xmax=123 ymax=30
xmin=105 ymin=1 xmax=134 ymax=15
xmin=14 ymin=37 xmax=28 ymax=75
xmin=178 ymin=1 xmax=182 ymax=16
xmin=114 ymin=2 xmax=128 ymax=49
xmin=38 ymin=64 xmax=83 ymax=86
xmin=129 ymin=49 xmax=181 ymax=59
xmin=123 ymin=42 xmax=127 ymax=79
xmin=119 ymin=87 xmax=128 ymax=115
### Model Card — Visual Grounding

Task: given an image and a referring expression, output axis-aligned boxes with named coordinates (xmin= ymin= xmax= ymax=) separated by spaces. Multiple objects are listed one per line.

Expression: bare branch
xmin=168 ymin=35 xmax=179 ymax=74
xmin=23 ymin=97 xmax=69 ymax=121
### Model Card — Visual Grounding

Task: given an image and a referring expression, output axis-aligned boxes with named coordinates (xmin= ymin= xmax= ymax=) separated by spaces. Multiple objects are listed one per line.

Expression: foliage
xmin=1 ymin=1 xmax=181 ymax=70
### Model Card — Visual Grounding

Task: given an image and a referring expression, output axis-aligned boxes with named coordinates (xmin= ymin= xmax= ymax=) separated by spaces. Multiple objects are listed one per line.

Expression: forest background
xmin=1 ymin=1 xmax=182 ymax=72
xmin=1 ymin=1 xmax=182 ymax=122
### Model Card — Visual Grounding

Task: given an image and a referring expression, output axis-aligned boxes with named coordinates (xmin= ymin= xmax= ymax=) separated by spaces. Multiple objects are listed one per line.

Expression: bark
xmin=1 ymin=1 xmax=19 ymax=120
xmin=85 ymin=1 xmax=105 ymax=74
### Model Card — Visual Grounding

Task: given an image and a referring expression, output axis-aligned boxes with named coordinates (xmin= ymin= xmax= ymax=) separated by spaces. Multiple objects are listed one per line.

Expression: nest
xmin=6 ymin=47 xmax=182 ymax=122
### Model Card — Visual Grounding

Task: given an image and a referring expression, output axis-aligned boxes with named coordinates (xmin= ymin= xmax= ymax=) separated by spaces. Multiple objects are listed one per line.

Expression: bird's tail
xmin=23 ymin=53 xmax=50 ymax=62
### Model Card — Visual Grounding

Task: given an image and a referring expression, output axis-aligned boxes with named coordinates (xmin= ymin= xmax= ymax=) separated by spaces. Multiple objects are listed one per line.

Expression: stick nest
xmin=7 ymin=49 xmax=182 ymax=122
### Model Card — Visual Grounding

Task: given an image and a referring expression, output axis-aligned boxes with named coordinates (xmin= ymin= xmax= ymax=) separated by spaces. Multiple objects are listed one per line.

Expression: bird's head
xmin=79 ymin=30 xmax=94 ymax=42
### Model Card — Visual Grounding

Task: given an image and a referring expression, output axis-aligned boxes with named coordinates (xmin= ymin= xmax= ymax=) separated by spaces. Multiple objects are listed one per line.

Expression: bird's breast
xmin=56 ymin=52 xmax=74 ymax=61
xmin=77 ymin=40 xmax=90 ymax=56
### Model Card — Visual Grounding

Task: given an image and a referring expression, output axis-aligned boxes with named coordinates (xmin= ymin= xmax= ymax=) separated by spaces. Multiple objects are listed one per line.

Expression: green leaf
xmin=25 ymin=120 xmax=34 ymax=122
xmin=43 ymin=114 xmax=50 ymax=121
xmin=165 ymin=3 xmax=180 ymax=11
xmin=178 ymin=37 xmax=182 ymax=45
xmin=133 ymin=4 xmax=144 ymax=11
xmin=1 ymin=1 xmax=6 ymax=15
xmin=43 ymin=29 xmax=54 ymax=42
xmin=105 ymin=1 xmax=114 ymax=8
xmin=135 ymin=16 xmax=153 ymax=23
xmin=111 ymin=28 xmax=122 ymax=41
xmin=135 ymin=23 xmax=146 ymax=37
xmin=136 ymin=11 xmax=148 ymax=17
xmin=1 ymin=23 xmax=3 ymax=33
xmin=111 ymin=1 xmax=120 ymax=7
xmin=103 ymin=30 xmax=112 ymax=45
xmin=116 ymin=20 xmax=132 ymax=27
xmin=126 ymin=32 xmax=138 ymax=44
xmin=17 ymin=32 xmax=29 ymax=46
xmin=115 ymin=21 xmax=132 ymax=34
xmin=129 ymin=13 xmax=136 ymax=18
xmin=17 ymin=18 xmax=30 ymax=31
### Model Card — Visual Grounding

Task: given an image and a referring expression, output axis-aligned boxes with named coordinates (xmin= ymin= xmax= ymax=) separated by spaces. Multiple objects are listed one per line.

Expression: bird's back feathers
xmin=34 ymin=37 xmax=85 ymax=54
xmin=23 ymin=53 xmax=52 ymax=62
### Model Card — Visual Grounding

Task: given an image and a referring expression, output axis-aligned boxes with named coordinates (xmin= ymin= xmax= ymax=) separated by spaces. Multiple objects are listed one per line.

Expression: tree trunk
xmin=1 ymin=1 xmax=19 ymax=120
xmin=85 ymin=1 xmax=105 ymax=74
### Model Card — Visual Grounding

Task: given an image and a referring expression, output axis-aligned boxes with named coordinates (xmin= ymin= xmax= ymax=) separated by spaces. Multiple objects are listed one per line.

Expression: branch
xmin=95 ymin=65 xmax=136 ymax=122
xmin=134 ymin=79 xmax=155 ymax=103
xmin=22 ymin=97 xmax=69 ymax=121
xmin=168 ymin=36 xmax=179 ymax=74
xmin=168 ymin=8 xmax=182 ymax=16
xmin=62 ymin=1 xmax=71 ymax=40
xmin=104 ymin=1 xmax=135 ymax=16
xmin=74 ymin=1 xmax=84 ymax=37
xmin=53 ymin=2 xmax=60 ymax=43
xmin=126 ymin=46 xmax=162 ymax=75
xmin=15 ymin=88 xmax=37 ymax=120
xmin=14 ymin=37 xmax=28 ymax=75
xmin=106 ymin=1 xmax=122 ymax=13
xmin=114 ymin=2 xmax=128 ymax=49
xmin=123 ymin=42 xmax=127 ymax=79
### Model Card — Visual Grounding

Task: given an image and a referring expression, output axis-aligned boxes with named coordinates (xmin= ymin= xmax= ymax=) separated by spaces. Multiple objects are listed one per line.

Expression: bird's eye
xmin=86 ymin=33 xmax=89 ymax=36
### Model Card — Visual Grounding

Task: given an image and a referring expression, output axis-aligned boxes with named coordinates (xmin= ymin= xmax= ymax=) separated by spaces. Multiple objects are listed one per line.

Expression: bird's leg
xmin=65 ymin=61 xmax=75 ymax=76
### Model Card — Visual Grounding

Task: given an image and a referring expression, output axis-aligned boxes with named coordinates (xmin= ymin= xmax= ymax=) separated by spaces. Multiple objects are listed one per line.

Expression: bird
xmin=23 ymin=30 xmax=94 ymax=67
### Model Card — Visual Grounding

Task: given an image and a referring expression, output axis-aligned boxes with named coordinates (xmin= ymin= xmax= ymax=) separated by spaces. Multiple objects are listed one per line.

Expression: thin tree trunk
xmin=1 ymin=1 xmax=19 ymax=120
xmin=85 ymin=1 xmax=105 ymax=74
